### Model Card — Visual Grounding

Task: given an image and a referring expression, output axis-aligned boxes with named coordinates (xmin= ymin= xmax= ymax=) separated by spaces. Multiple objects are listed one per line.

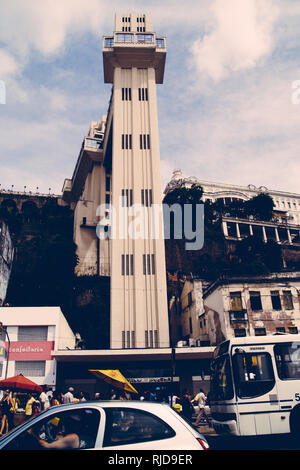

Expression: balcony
xmin=103 ymin=33 xmax=166 ymax=84
xmin=229 ymin=309 xmax=248 ymax=324
xmin=104 ymin=34 xmax=166 ymax=49
xmin=85 ymin=137 xmax=103 ymax=151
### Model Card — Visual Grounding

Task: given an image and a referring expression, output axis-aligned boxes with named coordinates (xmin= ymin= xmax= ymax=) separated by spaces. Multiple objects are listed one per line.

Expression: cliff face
xmin=0 ymin=220 xmax=14 ymax=305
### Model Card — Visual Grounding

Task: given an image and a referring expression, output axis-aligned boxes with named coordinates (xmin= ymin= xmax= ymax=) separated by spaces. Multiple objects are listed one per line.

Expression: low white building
xmin=0 ymin=307 xmax=76 ymax=387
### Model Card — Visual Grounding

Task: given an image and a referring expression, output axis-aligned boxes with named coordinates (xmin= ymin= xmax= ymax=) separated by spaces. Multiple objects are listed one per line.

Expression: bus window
xmin=233 ymin=352 xmax=275 ymax=398
xmin=210 ymin=355 xmax=234 ymax=401
xmin=274 ymin=342 xmax=300 ymax=380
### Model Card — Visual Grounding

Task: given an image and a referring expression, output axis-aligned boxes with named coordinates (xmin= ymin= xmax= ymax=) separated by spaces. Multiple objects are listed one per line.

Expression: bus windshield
xmin=232 ymin=352 xmax=275 ymax=398
xmin=210 ymin=355 xmax=234 ymax=401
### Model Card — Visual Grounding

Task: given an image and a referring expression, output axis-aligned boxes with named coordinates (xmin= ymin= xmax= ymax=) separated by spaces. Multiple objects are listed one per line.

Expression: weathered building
xmin=0 ymin=220 xmax=14 ymax=305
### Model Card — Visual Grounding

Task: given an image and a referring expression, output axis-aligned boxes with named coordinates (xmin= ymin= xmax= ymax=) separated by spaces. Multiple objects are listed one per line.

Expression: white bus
xmin=209 ymin=334 xmax=300 ymax=437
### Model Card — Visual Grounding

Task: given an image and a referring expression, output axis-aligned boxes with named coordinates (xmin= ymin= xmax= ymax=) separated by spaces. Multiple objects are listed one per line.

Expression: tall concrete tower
xmin=103 ymin=13 xmax=170 ymax=349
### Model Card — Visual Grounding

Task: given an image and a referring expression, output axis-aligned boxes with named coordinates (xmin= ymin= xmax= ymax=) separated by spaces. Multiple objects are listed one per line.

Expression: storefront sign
xmin=129 ymin=377 xmax=179 ymax=384
xmin=7 ymin=341 xmax=55 ymax=361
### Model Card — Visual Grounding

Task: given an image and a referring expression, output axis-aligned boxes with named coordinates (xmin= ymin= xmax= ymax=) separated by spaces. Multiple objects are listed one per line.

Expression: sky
xmin=0 ymin=0 xmax=300 ymax=196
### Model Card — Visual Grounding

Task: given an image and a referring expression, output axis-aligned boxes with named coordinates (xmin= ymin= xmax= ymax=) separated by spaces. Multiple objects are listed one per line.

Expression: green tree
xmin=244 ymin=193 xmax=274 ymax=221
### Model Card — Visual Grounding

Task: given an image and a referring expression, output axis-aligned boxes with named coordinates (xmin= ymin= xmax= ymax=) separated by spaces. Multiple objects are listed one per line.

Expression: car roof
xmin=49 ymin=400 xmax=172 ymax=411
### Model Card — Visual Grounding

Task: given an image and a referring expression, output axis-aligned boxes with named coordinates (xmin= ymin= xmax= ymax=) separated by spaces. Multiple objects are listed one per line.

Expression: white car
xmin=0 ymin=401 xmax=209 ymax=450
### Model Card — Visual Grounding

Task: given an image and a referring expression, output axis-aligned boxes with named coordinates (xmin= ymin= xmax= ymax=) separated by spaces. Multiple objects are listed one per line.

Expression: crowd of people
xmin=0 ymin=386 xmax=99 ymax=436
xmin=0 ymin=385 xmax=209 ymax=436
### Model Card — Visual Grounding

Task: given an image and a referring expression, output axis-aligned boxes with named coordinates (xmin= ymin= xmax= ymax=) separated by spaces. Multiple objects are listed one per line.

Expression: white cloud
xmin=0 ymin=0 xmax=106 ymax=62
xmin=0 ymin=49 xmax=20 ymax=79
xmin=190 ymin=0 xmax=279 ymax=82
xmin=174 ymin=66 xmax=300 ymax=193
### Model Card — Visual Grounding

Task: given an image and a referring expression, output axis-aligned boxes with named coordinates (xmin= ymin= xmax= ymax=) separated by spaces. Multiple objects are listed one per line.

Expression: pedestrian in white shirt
xmin=194 ymin=389 xmax=207 ymax=426
xmin=39 ymin=386 xmax=50 ymax=411
xmin=63 ymin=387 xmax=74 ymax=404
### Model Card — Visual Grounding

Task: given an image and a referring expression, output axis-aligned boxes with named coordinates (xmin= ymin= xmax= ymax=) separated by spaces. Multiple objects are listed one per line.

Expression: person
xmin=39 ymin=386 xmax=50 ymax=411
xmin=11 ymin=393 xmax=20 ymax=413
xmin=180 ymin=389 xmax=195 ymax=421
xmin=10 ymin=392 xmax=20 ymax=429
xmin=34 ymin=415 xmax=84 ymax=450
xmin=50 ymin=391 xmax=61 ymax=407
xmin=169 ymin=394 xmax=180 ymax=408
xmin=194 ymin=389 xmax=207 ymax=426
xmin=25 ymin=393 xmax=36 ymax=420
xmin=94 ymin=393 xmax=101 ymax=401
xmin=63 ymin=387 xmax=74 ymax=404
xmin=110 ymin=389 xmax=117 ymax=400
xmin=0 ymin=390 xmax=13 ymax=435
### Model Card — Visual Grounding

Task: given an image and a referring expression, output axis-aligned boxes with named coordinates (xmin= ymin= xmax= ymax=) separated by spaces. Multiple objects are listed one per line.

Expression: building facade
xmin=0 ymin=307 xmax=76 ymax=386
xmin=175 ymin=273 xmax=300 ymax=347
xmin=165 ymin=170 xmax=300 ymax=249
xmin=63 ymin=13 xmax=170 ymax=350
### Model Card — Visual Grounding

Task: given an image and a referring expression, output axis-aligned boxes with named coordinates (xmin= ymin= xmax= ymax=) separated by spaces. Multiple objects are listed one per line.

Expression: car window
xmin=2 ymin=408 xmax=100 ymax=450
xmin=103 ymin=408 xmax=175 ymax=447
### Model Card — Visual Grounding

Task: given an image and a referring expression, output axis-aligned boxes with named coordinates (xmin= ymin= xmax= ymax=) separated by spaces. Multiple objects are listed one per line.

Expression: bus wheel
xmin=290 ymin=407 xmax=300 ymax=438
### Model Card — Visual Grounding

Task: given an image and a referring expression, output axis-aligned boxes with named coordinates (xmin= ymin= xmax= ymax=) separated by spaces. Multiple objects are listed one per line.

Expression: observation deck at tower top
xmin=102 ymin=31 xmax=167 ymax=84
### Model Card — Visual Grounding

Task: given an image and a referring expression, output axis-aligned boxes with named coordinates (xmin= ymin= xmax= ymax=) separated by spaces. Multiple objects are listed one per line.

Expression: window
xmin=103 ymin=408 xmax=175 ymax=447
xmin=156 ymin=38 xmax=165 ymax=48
xmin=105 ymin=37 xmax=114 ymax=48
xmin=122 ymin=88 xmax=132 ymax=101
xmin=283 ymin=291 xmax=294 ymax=310
xmin=2 ymin=408 xmax=100 ymax=450
xmin=140 ymin=134 xmax=150 ymax=149
xmin=249 ymin=291 xmax=262 ymax=311
xmin=141 ymin=189 xmax=152 ymax=206
xmin=233 ymin=352 xmax=275 ymax=398
xmin=136 ymin=34 xmax=153 ymax=44
xmin=116 ymin=33 xmax=134 ymax=43
xmin=271 ymin=290 xmax=282 ymax=310
xmin=276 ymin=327 xmax=285 ymax=334
xmin=122 ymin=134 xmax=132 ymax=150
xmin=230 ymin=292 xmax=243 ymax=311
xmin=18 ymin=326 xmax=48 ymax=341
xmin=210 ymin=355 xmax=234 ymax=401
xmin=254 ymin=328 xmax=266 ymax=336
xmin=138 ymin=88 xmax=148 ymax=101
xmin=106 ymin=176 xmax=111 ymax=192
xmin=143 ymin=254 xmax=155 ymax=275
xmin=122 ymin=331 xmax=134 ymax=349
xmin=189 ymin=317 xmax=193 ymax=334
xmin=15 ymin=361 xmax=45 ymax=377
xmin=121 ymin=254 xmax=134 ymax=276
xmin=121 ymin=189 xmax=133 ymax=207
xmin=275 ymin=342 xmax=300 ymax=380
xmin=145 ymin=330 xmax=158 ymax=348
xmin=234 ymin=328 xmax=246 ymax=337
xmin=289 ymin=326 xmax=299 ymax=334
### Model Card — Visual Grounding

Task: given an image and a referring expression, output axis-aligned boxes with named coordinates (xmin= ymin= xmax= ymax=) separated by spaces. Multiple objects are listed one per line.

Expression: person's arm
xmin=38 ymin=433 xmax=79 ymax=450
